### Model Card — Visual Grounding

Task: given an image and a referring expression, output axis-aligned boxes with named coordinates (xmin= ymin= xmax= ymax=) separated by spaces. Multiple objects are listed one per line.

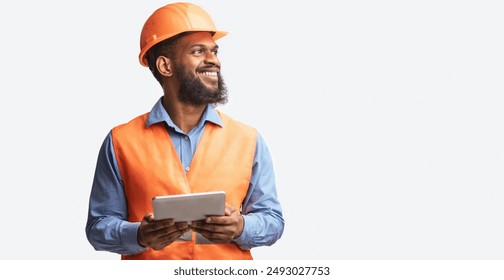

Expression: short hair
xmin=144 ymin=32 xmax=187 ymax=84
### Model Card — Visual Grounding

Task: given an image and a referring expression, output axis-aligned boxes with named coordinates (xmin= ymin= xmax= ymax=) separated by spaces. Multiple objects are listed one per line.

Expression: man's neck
xmin=162 ymin=97 xmax=207 ymax=134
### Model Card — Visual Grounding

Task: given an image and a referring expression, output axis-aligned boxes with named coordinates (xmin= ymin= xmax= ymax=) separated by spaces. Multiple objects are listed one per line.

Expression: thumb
xmin=224 ymin=206 xmax=236 ymax=216
xmin=143 ymin=213 xmax=154 ymax=222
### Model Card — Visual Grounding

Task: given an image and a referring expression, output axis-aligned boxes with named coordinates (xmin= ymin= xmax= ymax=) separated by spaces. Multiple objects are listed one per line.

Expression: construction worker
xmin=85 ymin=2 xmax=284 ymax=259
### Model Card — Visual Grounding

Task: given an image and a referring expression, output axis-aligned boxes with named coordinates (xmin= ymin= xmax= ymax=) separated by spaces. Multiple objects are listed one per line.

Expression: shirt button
xmin=184 ymin=136 xmax=189 ymax=140
xmin=185 ymin=166 xmax=190 ymax=172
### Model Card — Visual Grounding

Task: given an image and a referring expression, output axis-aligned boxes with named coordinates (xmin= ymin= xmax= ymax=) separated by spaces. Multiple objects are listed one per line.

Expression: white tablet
xmin=152 ymin=191 xmax=226 ymax=223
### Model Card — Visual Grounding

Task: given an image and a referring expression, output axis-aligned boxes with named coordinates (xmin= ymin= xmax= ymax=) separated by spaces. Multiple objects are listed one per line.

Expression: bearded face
xmin=173 ymin=61 xmax=228 ymax=106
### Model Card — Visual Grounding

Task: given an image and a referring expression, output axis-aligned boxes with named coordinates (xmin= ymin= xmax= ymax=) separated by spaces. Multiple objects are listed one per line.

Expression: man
xmin=85 ymin=2 xmax=284 ymax=260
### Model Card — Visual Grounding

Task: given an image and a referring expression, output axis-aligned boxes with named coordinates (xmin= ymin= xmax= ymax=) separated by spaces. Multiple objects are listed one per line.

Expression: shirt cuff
xmin=233 ymin=214 xmax=258 ymax=250
xmin=120 ymin=222 xmax=147 ymax=254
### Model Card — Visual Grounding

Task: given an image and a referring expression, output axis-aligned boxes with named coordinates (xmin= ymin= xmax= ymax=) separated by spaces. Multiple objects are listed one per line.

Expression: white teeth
xmin=200 ymin=71 xmax=217 ymax=77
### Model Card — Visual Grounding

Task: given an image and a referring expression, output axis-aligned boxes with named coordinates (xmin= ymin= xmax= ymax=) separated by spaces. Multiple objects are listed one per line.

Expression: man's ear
xmin=156 ymin=56 xmax=173 ymax=77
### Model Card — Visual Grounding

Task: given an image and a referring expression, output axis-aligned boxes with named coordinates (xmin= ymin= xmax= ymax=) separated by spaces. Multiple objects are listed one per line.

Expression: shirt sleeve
xmin=233 ymin=132 xmax=285 ymax=250
xmin=85 ymin=132 xmax=146 ymax=255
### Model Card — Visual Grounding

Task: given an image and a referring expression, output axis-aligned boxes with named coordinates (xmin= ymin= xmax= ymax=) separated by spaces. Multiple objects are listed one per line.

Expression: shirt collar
xmin=145 ymin=97 xmax=223 ymax=130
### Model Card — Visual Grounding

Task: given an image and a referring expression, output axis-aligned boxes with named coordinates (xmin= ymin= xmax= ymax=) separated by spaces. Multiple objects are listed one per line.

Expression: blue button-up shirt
xmin=86 ymin=98 xmax=284 ymax=255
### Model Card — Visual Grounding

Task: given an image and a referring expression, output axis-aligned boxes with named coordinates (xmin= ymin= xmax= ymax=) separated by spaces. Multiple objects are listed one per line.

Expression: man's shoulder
xmin=217 ymin=110 xmax=254 ymax=128
xmin=112 ymin=112 xmax=150 ymax=133
xmin=216 ymin=110 xmax=257 ymax=138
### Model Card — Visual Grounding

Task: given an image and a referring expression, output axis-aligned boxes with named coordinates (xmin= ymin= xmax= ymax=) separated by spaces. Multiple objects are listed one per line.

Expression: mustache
xmin=196 ymin=66 xmax=220 ymax=72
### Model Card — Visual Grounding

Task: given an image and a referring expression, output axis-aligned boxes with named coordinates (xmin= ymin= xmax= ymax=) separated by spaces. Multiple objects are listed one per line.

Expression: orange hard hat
xmin=138 ymin=2 xmax=228 ymax=67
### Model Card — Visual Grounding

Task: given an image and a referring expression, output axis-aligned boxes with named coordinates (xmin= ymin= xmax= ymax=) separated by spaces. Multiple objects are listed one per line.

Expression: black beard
xmin=175 ymin=64 xmax=228 ymax=106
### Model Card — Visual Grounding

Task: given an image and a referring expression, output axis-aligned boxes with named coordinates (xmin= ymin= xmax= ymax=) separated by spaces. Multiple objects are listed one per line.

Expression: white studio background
xmin=0 ymin=0 xmax=503 ymax=260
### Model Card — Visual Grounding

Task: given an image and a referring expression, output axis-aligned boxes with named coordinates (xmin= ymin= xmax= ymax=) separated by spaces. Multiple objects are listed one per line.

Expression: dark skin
xmin=137 ymin=32 xmax=244 ymax=250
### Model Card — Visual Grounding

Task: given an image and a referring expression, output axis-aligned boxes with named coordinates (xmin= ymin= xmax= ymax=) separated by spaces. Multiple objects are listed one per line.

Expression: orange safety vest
xmin=111 ymin=110 xmax=256 ymax=260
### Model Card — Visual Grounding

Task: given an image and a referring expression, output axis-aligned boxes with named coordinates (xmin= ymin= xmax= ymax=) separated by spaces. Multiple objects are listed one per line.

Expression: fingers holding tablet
xmin=137 ymin=213 xmax=191 ymax=250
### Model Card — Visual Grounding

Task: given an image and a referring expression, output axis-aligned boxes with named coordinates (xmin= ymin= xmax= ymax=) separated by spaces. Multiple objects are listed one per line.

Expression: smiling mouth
xmin=198 ymin=71 xmax=218 ymax=78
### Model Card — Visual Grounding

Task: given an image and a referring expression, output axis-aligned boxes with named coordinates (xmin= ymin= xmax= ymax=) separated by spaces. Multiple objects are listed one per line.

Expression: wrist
xmin=137 ymin=226 xmax=147 ymax=247
xmin=233 ymin=214 xmax=245 ymax=239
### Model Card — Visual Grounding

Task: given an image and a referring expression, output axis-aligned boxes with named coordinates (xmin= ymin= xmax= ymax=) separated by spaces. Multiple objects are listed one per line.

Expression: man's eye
xmin=212 ymin=50 xmax=218 ymax=55
xmin=193 ymin=49 xmax=203 ymax=54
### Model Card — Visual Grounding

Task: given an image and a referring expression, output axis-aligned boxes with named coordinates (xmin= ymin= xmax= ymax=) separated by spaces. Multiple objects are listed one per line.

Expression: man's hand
xmin=190 ymin=206 xmax=244 ymax=243
xmin=137 ymin=213 xmax=190 ymax=250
